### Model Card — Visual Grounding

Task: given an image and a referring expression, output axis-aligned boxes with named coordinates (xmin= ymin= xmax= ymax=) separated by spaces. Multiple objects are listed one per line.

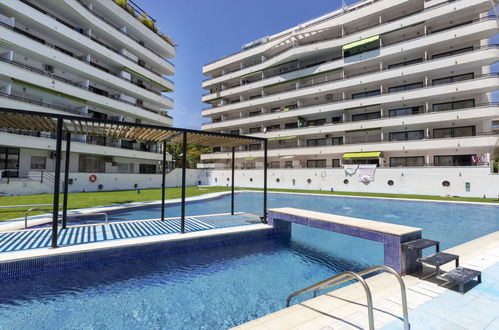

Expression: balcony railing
xmin=0 ymin=91 xmax=87 ymax=116
xmin=203 ymin=72 xmax=499 ymax=125
xmin=231 ymin=102 xmax=498 ymax=136
xmin=19 ymin=0 xmax=174 ymax=81
xmin=203 ymin=1 xmax=489 ymax=80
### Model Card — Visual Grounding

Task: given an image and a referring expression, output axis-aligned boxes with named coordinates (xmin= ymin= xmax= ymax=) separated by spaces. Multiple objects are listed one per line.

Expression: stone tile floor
xmin=382 ymin=259 xmax=499 ymax=330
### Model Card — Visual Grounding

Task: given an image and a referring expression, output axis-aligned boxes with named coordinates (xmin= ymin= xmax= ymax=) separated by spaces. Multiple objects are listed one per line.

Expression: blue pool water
xmin=0 ymin=192 xmax=498 ymax=329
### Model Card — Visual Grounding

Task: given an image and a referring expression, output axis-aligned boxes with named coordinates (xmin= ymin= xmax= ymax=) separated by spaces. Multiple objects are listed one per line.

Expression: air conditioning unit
xmin=105 ymin=156 xmax=114 ymax=163
xmin=44 ymin=64 xmax=54 ymax=73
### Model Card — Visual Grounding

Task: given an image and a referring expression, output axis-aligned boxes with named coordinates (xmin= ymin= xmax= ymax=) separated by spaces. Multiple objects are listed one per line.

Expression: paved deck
xmin=233 ymin=231 xmax=499 ymax=330
xmin=0 ymin=213 xmax=260 ymax=254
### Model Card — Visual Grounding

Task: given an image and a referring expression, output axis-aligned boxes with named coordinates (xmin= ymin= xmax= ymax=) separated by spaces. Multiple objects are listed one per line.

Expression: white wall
xmin=0 ymin=169 xmax=208 ymax=196
xmin=206 ymin=167 xmax=499 ymax=198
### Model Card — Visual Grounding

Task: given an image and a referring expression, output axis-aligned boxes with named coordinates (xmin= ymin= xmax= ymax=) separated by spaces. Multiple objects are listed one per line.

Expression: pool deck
xmin=234 ymin=230 xmax=499 ymax=330
xmin=0 ymin=212 xmax=267 ymax=263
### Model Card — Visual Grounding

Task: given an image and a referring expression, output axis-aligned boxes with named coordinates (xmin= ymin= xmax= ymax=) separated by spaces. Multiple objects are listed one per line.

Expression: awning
xmin=343 ymin=151 xmax=382 ymax=159
xmin=244 ymin=157 xmax=259 ymax=161
xmin=268 ymin=136 xmax=296 ymax=141
xmin=124 ymin=67 xmax=172 ymax=92
xmin=342 ymin=35 xmax=379 ymax=50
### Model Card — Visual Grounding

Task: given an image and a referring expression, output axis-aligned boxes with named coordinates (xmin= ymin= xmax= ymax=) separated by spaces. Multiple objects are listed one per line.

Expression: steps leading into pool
xmin=0 ymin=213 xmax=261 ymax=254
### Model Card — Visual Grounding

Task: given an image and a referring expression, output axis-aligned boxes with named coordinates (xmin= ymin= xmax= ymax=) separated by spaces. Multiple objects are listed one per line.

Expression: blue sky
xmin=137 ymin=0 xmax=351 ymax=129
xmin=136 ymin=1 xmax=498 ymax=129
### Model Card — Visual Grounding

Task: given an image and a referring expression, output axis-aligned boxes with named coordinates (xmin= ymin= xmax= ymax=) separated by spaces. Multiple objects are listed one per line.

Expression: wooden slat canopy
xmin=0 ymin=109 xmax=265 ymax=147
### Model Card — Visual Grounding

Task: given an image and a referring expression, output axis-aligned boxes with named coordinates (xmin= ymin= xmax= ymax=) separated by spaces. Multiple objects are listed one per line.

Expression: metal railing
xmin=24 ymin=208 xmax=108 ymax=229
xmin=286 ymin=265 xmax=410 ymax=330
xmin=203 ymin=0 xmax=476 ymax=74
xmin=203 ymin=71 xmax=499 ymax=122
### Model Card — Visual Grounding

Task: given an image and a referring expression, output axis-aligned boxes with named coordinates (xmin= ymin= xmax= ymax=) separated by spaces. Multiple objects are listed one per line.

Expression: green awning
xmin=268 ymin=136 xmax=296 ymax=141
xmin=343 ymin=151 xmax=382 ymax=159
xmin=0 ymin=39 xmax=13 ymax=46
xmin=124 ymin=67 xmax=172 ymax=92
xmin=244 ymin=157 xmax=259 ymax=161
xmin=342 ymin=35 xmax=379 ymax=50
xmin=12 ymin=79 xmax=86 ymax=103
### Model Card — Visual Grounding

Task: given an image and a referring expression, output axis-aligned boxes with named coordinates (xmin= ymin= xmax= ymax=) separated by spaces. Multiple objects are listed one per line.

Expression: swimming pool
xmin=0 ymin=192 xmax=497 ymax=329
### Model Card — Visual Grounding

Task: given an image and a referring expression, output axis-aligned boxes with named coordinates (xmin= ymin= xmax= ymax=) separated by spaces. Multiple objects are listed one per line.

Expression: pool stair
xmin=402 ymin=238 xmax=482 ymax=294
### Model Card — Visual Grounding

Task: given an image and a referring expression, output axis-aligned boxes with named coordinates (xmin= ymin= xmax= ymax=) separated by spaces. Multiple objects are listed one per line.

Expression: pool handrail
xmin=286 ymin=265 xmax=410 ymax=330
xmin=286 ymin=271 xmax=375 ymax=330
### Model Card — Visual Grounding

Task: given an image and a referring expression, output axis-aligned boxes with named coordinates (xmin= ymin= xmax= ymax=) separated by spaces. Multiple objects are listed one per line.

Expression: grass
xmin=1 ymin=186 xmax=497 ymax=222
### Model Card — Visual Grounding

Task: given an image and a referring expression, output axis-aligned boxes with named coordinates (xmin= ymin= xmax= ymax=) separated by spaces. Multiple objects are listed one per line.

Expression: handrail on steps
xmin=286 ymin=265 xmax=410 ymax=330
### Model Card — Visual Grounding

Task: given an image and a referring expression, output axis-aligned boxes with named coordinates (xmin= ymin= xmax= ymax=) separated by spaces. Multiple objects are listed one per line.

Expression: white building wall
xmin=0 ymin=169 xmax=207 ymax=196
xmin=207 ymin=168 xmax=499 ymax=198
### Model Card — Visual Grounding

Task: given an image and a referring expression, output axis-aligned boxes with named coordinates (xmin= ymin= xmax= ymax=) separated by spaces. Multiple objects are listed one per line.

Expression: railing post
xmin=161 ymin=139 xmax=167 ymax=221
xmin=180 ymin=132 xmax=187 ymax=233
xmin=231 ymin=146 xmax=235 ymax=215
xmin=51 ymin=118 xmax=63 ymax=248
xmin=263 ymin=139 xmax=268 ymax=222
xmin=40 ymin=171 xmax=44 ymax=183
xmin=62 ymin=131 xmax=71 ymax=229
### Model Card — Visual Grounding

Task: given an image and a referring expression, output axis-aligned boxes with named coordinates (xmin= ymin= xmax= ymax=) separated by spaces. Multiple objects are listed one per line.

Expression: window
xmin=213 ymin=147 xmax=221 ymax=152
xmin=269 ymin=161 xmax=280 ymax=168
xmin=266 ymin=124 xmax=280 ymax=132
xmin=388 ymin=82 xmax=423 ymax=93
xmin=387 ymin=58 xmax=423 ymax=69
xmin=249 ymin=110 xmax=261 ymax=117
xmin=434 ymin=155 xmax=474 ymax=166
xmin=332 ymin=137 xmax=343 ymax=145
xmin=121 ymin=140 xmax=134 ymax=150
xmin=433 ymin=126 xmax=475 ymax=139
xmin=432 ymin=99 xmax=475 ymax=112
xmin=352 ymin=89 xmax=381 ymax=99
xmin=249 ymin=127 xmax=261 ymax=133
xmin=284 ymin=161 xmax=293 ymax=168
xmin=285 ymin=122 xmax=298 ymax=129
xmin=351 ymin=112 xmax=381 ymax=122
xmin=429 ymin=21 xmax=473 ymax=34
xmin=139 ymin=164 xmax=156 ymax=174
xmin=307 ymin=159 xmax=326 ymax=168
xmin=117 ymin=163 xmax=134 ymax=173
xmin=432 ymin=73 xmax=474 ymax=86
xmin=332 ymin=116 xmax=343 ymax=124
xmin=389 ymin=106 xmax=422 ymax=117
xmin=332 ymin=159 xmax=341 ymax=168
xmin=230 ymin=130 xmax=239 ymax=135
xmin=307 ymin=119 xmax=326 ymax=127
xmin=78 ymin=155 xmax=106 ymax=173
xmin=432 ymin=46 xmax=473 ymax=60
xmin=212 ymin=117 xmax=221 ymax=123
xmin=389 ymin=156 xmax=425 ymax=167
xmin=389 ymin=130 xmax=424 ymax=141
xmin=249 ymin=144 xmax=261 ymax=151
xmin=307 ymin=138 xmax=327 ymax=147
xmin=30 ymin=156 xmax=46 ymax=170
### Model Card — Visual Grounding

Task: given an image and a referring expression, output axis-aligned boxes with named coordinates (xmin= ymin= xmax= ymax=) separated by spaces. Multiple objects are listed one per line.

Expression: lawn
xmin=1 ymin=186 xmax=497 ymax=221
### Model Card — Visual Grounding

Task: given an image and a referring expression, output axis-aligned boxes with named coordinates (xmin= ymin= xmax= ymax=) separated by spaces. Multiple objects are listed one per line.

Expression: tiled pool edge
xmin=0 ymin=224 xmax=279 ymax=279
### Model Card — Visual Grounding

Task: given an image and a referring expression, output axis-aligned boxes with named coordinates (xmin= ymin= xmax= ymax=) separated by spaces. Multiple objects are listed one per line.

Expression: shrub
xmin=139 ymin=13 xmax=158 ymax=32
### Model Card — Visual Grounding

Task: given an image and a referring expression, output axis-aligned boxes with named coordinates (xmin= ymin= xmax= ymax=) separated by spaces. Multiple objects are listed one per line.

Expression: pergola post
xmin=263 ymin=139 xmax=268 ymax=222
xmin=62 ymin=131 xmax=71 ymax=229
xmin=161 ymin=139 xmax=167 ymax=221
xmin=180 ymin=131 xmax=187 ymax=233
xmin=231 ymin=146 xmax=235 ymax=215
xmin=51 ymin=118 xmax=63 ymax=248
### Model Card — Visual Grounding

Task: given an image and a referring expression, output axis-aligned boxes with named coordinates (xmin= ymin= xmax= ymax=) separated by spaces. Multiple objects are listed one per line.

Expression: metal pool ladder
xmin=286 ymin=265 xmax=410 ymax=330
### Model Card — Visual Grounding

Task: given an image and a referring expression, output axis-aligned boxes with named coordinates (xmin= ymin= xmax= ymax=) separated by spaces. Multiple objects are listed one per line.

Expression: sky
xmin=136 ymin=0 xmax=352 ymax=129
xmin=136 ymin=1 xmax=499 ymax=129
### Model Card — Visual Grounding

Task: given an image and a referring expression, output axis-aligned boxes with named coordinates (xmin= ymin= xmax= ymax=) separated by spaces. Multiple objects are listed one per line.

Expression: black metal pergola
xmin=0 ymin=108 xmax=268 ymax=248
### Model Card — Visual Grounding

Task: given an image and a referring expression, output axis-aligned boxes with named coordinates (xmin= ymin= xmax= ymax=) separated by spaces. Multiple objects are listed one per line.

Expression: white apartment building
xmin=0 ymin=0 xmax=175 ymax=192
xmin=200 ymin=0 xmax=499 ymax=197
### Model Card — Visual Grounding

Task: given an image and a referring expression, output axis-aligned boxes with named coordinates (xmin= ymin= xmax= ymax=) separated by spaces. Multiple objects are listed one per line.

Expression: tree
xmin=165 ymin=143 xmax=210 ymax=168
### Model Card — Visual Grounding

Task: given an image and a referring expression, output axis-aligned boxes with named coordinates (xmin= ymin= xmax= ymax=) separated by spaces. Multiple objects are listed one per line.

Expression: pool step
xmin=402 ymin=237 xmax=482 ymax=294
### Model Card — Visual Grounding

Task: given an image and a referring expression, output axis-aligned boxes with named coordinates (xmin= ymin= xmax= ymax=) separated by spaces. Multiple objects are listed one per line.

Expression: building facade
xmin=200 ymin=0 xmax=499 ymax=184
xmin=0 ymin=0 xmax=175 ymax=192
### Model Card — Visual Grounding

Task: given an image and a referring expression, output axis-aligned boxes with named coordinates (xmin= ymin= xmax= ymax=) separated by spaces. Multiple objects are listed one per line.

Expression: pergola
xmin=0 ymin=108 xmax=268 ymax=248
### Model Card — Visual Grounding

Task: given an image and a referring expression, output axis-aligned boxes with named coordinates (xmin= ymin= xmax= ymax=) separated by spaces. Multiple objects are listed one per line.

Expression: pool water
xmin=0 ymin=193 xmax=497 ymax=329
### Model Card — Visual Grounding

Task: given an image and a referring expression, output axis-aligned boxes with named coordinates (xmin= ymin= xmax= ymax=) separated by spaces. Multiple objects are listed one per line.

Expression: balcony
xmin=203 ymin=0 xmax=490 ymax=82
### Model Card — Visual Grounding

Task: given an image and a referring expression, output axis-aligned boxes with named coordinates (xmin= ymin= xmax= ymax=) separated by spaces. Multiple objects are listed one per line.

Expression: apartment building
xmin=0 ymin=0 xmax=175 ymax=190
xmin=201 ymin=0 xmax=499 ymax=187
